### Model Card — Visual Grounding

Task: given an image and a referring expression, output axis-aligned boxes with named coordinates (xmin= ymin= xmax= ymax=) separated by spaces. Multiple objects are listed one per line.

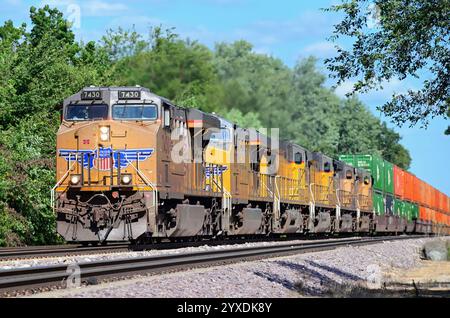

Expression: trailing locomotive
xmin=53 ymin=86 xmax=450 ymax=243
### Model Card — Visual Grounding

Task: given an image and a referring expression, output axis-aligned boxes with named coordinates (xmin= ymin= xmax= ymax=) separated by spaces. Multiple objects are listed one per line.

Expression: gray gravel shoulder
xmin=0 ymin=237 xmax=358 ymax=270
xmin=30 ymin=237 xmax=434 ymax=298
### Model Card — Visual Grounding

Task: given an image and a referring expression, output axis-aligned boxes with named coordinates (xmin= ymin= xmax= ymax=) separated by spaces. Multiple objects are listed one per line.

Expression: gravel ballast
xmin=28 ymin=237 xmax=435 ymax=298
xmin=0 ymin=237 xmax=359 ymax=270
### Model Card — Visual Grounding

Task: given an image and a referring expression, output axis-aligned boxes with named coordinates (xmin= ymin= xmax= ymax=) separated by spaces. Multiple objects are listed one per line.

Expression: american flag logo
xmin=59 ymin=148 xmax=154 ymax=171
xmin=96 ymin=148 xmax=113 ymax=171
xmin=205 ymin=165 xmax=228 ymax=178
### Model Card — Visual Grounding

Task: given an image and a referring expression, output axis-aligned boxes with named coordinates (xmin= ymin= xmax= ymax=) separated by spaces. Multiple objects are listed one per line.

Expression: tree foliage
xmin=324 ymin=0 xmax=450 ymax=129
xmin=0 ymin=6 xmax=412 ymax=246
xmin=0 ymin=6 xmax=112 ymax=246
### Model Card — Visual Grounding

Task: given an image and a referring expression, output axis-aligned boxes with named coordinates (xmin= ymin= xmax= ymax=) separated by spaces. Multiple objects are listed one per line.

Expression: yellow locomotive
xmin=54 ymin=86 xmax=374 ymax=243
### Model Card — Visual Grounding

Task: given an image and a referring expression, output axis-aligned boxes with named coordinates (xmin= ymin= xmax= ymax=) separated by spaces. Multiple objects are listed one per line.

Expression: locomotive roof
xmin=187 ymin=108 xmax=221 ymax=129
xmin=69 ymin=86 xmax=317 ymax=160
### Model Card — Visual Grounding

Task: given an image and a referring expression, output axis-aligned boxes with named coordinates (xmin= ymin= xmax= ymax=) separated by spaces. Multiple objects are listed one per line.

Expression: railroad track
xmin=0 ymin=244 xmax=131 ymax=260
xmin=0 ymin=234 xmax=375 ymax=260
xmin=0 ymin=235 xmax=425 ymax=296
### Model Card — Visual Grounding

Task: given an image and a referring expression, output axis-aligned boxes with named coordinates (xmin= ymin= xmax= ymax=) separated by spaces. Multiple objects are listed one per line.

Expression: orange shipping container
xmin=393 ymin=166 xmax=405 ymax=198
xmin=430 ymin=209 xmax=436 ymax=224
xmin=430 ymin=186 xmax=436 ymax=208
xmin=446 ymin=195 xmax=450 ymax=213
xmin=404 ymin=172 xmax=414 ymax=201
xmin=425 ymin=184 xmax=432 ymax=208
xmin=441 ymin=192 xmax=447 ymax=212
xmin=438 ymin=191 xmax=441 ymax=211
xmin=420 ymin=180 xmax=426 ymax=206
xmin=419 ymin=206 xmax=427 ymax=222
xmin=436 ymin=211 xmax=441 ymax=224
xmin=412 ymin=175 xmax=421 ymax=204
xmin=434 ymin=189 xmax=440 ymax=211
xmin=439 ymin=192 xmax=444 ymax=211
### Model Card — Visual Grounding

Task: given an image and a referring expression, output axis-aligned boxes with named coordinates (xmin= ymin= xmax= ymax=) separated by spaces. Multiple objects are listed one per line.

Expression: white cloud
xmin=5 ymin=0 xmax=22 ymax=5
xmin=83 ymin=1 xmax=128 ymax=16
xmin=302 ymin=41 xmax=337 ymax=59
xmin=108 ymin=15 xmax=164 ymax=33
xmin=334 ymin=80 xmax=356 ymax=98
xmin=335 ymin=78 xmax=417 ymax=103
xmin=40 ymin=0 xmax=128 ymax=17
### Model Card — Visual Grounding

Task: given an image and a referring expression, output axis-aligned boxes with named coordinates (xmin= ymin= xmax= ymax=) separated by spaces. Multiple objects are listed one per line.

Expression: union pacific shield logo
xmin=97 ymin=147 xmax=112 ymax=170
xmin=59 ymin=148 xmax=154 ymax=171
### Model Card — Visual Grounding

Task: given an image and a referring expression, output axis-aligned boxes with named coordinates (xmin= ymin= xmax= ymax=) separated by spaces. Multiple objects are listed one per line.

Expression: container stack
xmin=339 ymin=154 xmax=398 ymax=217
xmin=339 ymin=153 xmax=449 ymax=233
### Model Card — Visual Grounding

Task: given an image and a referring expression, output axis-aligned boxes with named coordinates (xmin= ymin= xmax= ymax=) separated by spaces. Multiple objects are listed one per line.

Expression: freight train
xmin=53 ymin=86 xmax=450 ymax=243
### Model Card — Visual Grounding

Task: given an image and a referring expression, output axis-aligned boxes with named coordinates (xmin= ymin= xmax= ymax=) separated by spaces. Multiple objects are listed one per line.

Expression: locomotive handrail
xmin=355 ymin=193 xmax=361 ymax=211
xmin=274 ymin=175 xmax=281 ymax=219
xmin=260 ymin=173 xmax=274 ymax=197
xmin=221 ymin=186 xmax=232 ymax=234
xmin=309 ymin=183 xmax=315 ymax=205
xmin=51 ymin=155 xmax=79 ymax=212
xmin=126 ymin=159 xmax=158 ymax=210
xmin=274 ymin=175 xmax=281 ymax=199
xmin=335 ymin=189 xmax=341 ymax=207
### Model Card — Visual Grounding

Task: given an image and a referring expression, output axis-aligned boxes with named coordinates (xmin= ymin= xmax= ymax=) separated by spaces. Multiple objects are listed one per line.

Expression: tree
xmin=376 ymin=122 xmax=411 ymax=169
xmin=290 ymin=57 xmax=341 ymax=155
xmin=0 ymin=6 xmax=113 ymax=246
xmin=221 ymin=108 xmax=263 ymax=129
xmin=107 ymin=27 xmax=224 ymax=113
xmin=325 ymin=0 xmax=450 ymax=129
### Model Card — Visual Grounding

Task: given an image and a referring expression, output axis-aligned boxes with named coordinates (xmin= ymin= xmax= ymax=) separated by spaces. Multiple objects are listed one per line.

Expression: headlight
xmin=100 ymin=133 xmax=109 ymax=141
xmin=100 ymin=126 xmax=109 ymax=141
xmin=121 ymin=174 xmax=132 ymax=185
xmin=100 ymin=126 xmax=109 ymax=134
xmin=70 ymin=175 xmax=81 ymax=186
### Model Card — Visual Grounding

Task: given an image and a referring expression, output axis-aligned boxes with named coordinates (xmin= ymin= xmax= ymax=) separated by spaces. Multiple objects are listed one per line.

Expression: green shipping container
xmin=405 ymin=202 xmax=418 ymax=222
xmin=338 ymin=155 xmax=355 ymax=167
xmin=373 ymin=192 xmax=385 ymax=216
xmin=384 ymin=160 xmax=394 ymax=194
xmin=394 ymin=199 xmax=404 ymax=216
xmin=404 ymin=202 xmax=412 ymax=222
xmin=411 ymin=203 xmax=419 ymax=220
xmin=339 ymin=154 xmax=385 ymax=192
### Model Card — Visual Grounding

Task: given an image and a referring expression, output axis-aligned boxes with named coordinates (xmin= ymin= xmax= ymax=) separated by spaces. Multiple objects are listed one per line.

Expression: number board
xmin=81 ymin=90 xmax=102 ymax=100
xmin=118 ymin=90 xmax=141 ymax=100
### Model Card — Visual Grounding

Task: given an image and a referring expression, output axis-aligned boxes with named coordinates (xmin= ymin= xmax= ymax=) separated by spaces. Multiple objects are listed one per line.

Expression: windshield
xmin=113 ymin=104 xmax=157 ymax=120
xmin=210 ymin=128 xmax=231 ymax=143
xmin=209 ymin=128 xmax=232 ymax=151
xmin=66 ymin=104 xmax=108 ymax=121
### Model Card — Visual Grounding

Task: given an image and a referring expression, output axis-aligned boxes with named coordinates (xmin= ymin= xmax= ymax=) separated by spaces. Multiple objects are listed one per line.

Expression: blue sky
xmin=1 ymin=0 xmax=449 ymax=195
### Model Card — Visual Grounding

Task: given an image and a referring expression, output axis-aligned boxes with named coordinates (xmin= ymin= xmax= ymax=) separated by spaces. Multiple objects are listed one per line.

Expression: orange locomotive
xmin=54 ymin=86 xmax=228 ymax=242
xmin=53 ymin=86 xmax=448 ymax=244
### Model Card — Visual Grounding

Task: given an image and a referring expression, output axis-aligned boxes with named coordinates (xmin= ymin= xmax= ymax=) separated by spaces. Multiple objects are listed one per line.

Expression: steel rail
xmin=0 ymin=244 xmax=130 ymax=260
xmin=0 ymin=235 xmax=424 ymax=294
